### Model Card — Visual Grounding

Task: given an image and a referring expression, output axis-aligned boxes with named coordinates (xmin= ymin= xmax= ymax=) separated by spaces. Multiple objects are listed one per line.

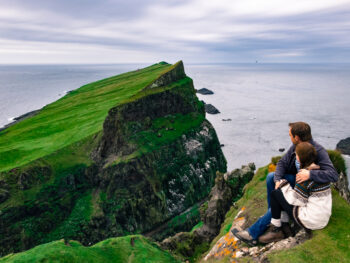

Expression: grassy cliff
xmin=0 ymin=61 xmax=227 ymax=256
xmin=0 ymin=63 xmax=173 ymax=173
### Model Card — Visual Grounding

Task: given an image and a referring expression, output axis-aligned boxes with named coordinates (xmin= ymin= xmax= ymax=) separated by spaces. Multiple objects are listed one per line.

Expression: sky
xmin=1 ymin=0 xmax=350 ymax=64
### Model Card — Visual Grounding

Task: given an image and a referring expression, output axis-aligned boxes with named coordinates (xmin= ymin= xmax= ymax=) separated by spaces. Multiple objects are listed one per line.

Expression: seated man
xmin=232 ymin=122 xmax=338 ymax=246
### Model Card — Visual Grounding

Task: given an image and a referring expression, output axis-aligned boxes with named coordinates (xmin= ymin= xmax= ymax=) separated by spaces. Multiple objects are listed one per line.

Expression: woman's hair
xmin=295 ymin=142 xmax=317 ymax=169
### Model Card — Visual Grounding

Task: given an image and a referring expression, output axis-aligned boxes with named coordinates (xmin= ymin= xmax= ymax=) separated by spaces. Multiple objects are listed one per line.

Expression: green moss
xmin=132 ymin=112 xmax=205 ymax=153
xmin=0 ymin=235 xmax=179 ymax=263
xmin=45 ymin=191 xmax=93 ymax=242
xmin=168 ymin=204 xmax=200 ymax=229
xmin=191 ymin=221 xmax=203 ymax=232
xmin=327 ymin=150 xmax=346 ymax=174
xmin=107 ymin=111 xmax=206 ymax=168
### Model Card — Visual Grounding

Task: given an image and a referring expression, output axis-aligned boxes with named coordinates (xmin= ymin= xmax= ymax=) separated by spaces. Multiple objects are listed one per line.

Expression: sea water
xmin=0 ymin=63 xmax=349 ymax=187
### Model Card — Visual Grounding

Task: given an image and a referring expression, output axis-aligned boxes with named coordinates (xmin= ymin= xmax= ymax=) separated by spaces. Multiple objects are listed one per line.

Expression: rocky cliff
xmin=0 ymin=61 xmax=226 ymax=256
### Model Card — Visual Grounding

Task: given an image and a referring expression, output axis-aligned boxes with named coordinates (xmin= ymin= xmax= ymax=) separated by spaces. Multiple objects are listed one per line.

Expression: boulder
xmin=204 ymin=104 xmax=220 ymax=114
xmin=336 ymin=137 xmax=350 ymax=155
xmin=334 ymin=172 xmax=350 ymax=204
xmin=196 ymin=88 xmax=214 ymax=95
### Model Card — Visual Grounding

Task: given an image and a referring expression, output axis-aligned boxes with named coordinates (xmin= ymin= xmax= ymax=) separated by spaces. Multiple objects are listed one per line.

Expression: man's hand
xmin=296 ymin=169 xmax=310 ymax=183
xmin=275 ymin=181 xmax=281 ymax=189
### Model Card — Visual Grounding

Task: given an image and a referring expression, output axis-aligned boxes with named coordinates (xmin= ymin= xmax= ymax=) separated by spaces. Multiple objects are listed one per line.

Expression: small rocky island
xmin=196 ymin=88 xmax=214 ymax=95
xmin=204 ymin=103 xmax=220 ymax=114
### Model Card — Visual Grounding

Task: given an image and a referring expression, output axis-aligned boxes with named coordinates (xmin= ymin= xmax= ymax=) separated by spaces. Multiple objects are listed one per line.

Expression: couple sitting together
xmin=233 ymin=122 xmax=339 ymax=245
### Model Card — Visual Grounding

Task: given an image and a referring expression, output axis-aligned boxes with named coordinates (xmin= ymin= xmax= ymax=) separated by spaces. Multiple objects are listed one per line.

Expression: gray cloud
xmin=0 ymin=0 xmax=349 ymax=63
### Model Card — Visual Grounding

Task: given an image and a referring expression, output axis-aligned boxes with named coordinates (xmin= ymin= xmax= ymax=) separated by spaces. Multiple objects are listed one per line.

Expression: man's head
xmin=288 ymin=122 xmax=312 ymax=144
xmin=295 ymin=142 xmax=317 ymax=169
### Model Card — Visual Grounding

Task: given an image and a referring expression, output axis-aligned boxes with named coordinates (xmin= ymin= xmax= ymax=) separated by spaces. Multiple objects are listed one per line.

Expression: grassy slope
xmin=0 ymin=235 xmax=179 ymax=263
xmin=207 ymin=151 xmax=350 ymax=262
xmin=0 ymin=63 xmax=172 ymax=172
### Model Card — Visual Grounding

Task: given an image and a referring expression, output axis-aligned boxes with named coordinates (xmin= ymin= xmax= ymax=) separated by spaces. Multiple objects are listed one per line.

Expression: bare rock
xmin=204 ymin=104 xmax=220 ymax=114
xmin=196 ymin=88 xmax=214 ymax=95
xmin=203 ymin=208 xmax=246 ymax=261
xmin=336 ymin=137 xmax=350 ymax=155
xmin=334 ymin=172 xmax=350 ymax=204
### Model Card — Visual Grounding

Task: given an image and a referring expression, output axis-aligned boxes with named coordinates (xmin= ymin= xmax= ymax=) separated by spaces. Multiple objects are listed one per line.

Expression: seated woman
xmin=258 ymin=142 xmax=332 ymax=243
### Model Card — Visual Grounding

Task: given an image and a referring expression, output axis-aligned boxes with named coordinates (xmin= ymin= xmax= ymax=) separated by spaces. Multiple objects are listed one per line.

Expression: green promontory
xmin=0 ymin=61 xmax=226 ymax=256
xmin=0 ymin=235 xmax=178 ymax=263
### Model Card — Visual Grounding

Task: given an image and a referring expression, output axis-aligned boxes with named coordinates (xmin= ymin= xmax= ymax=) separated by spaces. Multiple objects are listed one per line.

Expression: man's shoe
xmin=282 ymin=222 xmax=293 ymax=237
xmin=258 ymin=225 xmax=285 ymax=244
xmin=231 ymin=228 xmax=257 ymax=247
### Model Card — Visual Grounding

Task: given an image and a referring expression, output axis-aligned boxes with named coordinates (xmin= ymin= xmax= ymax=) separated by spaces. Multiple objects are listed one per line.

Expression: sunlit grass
xmin=0 ymin=63 xmax=172 ymax=172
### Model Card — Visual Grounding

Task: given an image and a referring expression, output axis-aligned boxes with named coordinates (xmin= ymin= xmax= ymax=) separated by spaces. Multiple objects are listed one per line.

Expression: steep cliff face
xmin=0 ymin=61 xmax=226 ymax=256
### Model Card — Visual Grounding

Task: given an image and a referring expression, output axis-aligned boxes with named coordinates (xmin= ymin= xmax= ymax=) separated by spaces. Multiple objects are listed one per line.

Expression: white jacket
xmin=281 ymin=182 xmax=332 ymax=230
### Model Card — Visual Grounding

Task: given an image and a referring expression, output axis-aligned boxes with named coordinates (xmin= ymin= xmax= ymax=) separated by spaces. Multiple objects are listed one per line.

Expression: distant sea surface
xmin=1 ymin=63 xmax=349 ymax=187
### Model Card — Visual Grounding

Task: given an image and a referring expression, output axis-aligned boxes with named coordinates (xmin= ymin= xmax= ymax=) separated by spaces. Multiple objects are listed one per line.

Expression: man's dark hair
xmin=289 ymin=122 xmax=312 ymax=142
xmin=295 ymin=142 xmax=317 ymax=168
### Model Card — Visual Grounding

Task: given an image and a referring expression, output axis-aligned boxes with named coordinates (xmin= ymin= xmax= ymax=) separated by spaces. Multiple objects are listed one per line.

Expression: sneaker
xmin=282 ymin=222 xmax=293 ymax=237
xmin=258 ymin=225 xmax=285 ymax=244
xmin=231 ymin=228 xmax=257 ymax=246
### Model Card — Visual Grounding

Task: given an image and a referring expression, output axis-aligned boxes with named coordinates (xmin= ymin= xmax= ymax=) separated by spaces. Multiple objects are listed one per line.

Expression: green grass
xmin=191 ymin=221 xmax=203 ymax=232
xmin=0 ymin=63 xmax=172 ymax=172
xmin=0 ymin=235 xmax=179 ymax=263
xmin=129 ymin=112 xmax=205 ymax=158
xmin=0 ymin=133 xmax=99 ymax=210
xmin=206 ymin=153 xmax=350 ymax=262
xmin=327 ymin=150 xmax=347 ymax=174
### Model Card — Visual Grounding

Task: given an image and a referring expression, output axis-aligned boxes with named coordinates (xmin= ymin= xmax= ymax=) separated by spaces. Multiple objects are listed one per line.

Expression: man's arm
xmin=274 ymin=145 xmax=294 ymax=182
xmin=309 ymin=148 xmax=338 ymax=183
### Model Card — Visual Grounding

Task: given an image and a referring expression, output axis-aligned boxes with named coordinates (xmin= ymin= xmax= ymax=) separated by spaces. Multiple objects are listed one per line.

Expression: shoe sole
xmin=231 ymin=228 xmax=257 ymax=247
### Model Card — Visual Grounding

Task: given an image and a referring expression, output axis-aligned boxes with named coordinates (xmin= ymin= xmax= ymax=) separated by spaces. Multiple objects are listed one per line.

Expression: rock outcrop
xmin=196 ymin=88 xmax=214 ymax=95
xmin=204 ymin=208 xmax=311 ymax=261
xmin=204 ymin=104 xmax=220 ymax=114
xmin=334 ymin=172 xmax=350 ymax=204
xmin=160 ymin=164 xmax=255 ymax=258
xmin=336 ymin=137 xmax=350 ymax=155
xmin=145 ymin=61 xmax=186 ymax=90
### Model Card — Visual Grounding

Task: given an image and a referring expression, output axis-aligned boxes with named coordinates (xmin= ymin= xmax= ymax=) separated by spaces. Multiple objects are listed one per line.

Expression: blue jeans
xmin=247 ymin=172 xmax=296 ymax=240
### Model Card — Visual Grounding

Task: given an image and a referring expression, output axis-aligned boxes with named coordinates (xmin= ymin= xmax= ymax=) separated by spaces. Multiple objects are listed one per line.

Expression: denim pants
xmin=247 ymin=172 xmax=296 ymax=240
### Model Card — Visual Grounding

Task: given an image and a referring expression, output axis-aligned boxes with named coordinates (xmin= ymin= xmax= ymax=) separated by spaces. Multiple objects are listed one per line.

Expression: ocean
xmin=1 ymin=63 xmax=349 ymax=187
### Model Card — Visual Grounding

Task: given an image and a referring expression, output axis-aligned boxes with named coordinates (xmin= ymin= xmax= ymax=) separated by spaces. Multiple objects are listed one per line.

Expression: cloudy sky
xmin=1 ymin=0 xmax=350 ymax=64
